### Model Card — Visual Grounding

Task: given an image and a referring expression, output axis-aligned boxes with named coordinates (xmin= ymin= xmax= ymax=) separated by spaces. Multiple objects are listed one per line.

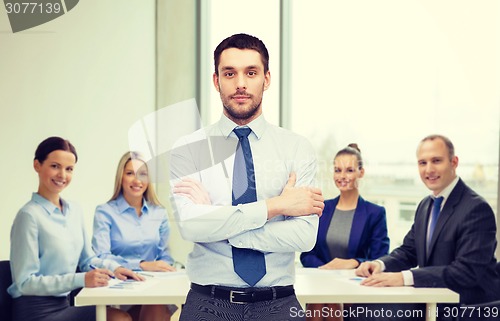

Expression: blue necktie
xmin=427 ymin=196 xmax=444 ymax=251
xmin=231 ymin=127 xmax=266 ymax=286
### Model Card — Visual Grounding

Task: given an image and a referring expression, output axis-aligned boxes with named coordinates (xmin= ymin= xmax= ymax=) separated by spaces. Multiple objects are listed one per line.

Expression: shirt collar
xmin=31 ymin=192 xmax=68 ymax=215
xmin=218 ymin=114 xmax=267 ymax=140
xmin=116 ymin=194 xmax=149 ymax=214
xmin=431 ymin=175 xmax=459 ymax=205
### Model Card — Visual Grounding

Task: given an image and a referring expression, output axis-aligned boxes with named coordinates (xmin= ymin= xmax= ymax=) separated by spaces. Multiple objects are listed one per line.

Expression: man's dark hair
xmin=214 ymin=33 xmax=269 ymax=76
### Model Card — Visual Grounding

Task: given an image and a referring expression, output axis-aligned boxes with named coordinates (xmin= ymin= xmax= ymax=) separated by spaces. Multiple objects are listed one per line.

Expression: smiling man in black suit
xmin=354 ymin=134 xmax=498 ymax=321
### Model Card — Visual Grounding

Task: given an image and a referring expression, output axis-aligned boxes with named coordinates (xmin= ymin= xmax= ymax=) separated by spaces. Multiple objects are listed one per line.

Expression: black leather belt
xmin=190 ymin=283 xmax=295 ymax=304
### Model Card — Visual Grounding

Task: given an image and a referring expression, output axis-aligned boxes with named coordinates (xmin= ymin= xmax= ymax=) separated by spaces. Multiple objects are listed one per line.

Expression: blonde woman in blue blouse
xmin=92 ymin=151 xmax=175 ymax=321
xmin=8 ymin=136 xmax=141 ymax=321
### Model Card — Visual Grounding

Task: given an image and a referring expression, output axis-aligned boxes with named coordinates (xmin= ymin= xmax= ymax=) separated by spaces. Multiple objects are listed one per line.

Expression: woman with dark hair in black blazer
xmin=301 ymin=144 xmax=390 ymax=321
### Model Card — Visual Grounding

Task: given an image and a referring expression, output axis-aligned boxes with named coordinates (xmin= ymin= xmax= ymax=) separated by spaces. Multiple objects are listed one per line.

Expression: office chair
xmin=0 ymin=260 xmax=13 ymax=321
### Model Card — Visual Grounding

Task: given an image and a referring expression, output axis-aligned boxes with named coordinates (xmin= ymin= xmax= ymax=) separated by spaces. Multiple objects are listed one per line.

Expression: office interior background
xmin=0 ymin=0 xmax=499 ymax=265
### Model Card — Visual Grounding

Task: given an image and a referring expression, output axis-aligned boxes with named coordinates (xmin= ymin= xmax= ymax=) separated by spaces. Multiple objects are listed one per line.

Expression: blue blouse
xmin=8 ymin=193 xmax=119 ymax=298
xmin=92 ymin=194 xmax=174 ymax=270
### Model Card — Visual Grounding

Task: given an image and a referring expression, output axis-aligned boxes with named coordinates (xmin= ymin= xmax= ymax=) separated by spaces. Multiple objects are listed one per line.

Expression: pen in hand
xmin=89 ymin=264 xmax=115 ymax=279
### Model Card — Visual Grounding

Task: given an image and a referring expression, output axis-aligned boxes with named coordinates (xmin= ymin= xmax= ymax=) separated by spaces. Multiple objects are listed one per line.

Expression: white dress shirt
xmin=169 ymin=114 xmax=319 ymax=287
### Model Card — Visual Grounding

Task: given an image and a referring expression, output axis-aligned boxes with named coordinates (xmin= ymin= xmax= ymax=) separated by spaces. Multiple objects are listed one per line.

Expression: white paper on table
xmin=296 ymin=267 xmax=356 ymax=278
xmin=136 ymin=270 xmax=187 ymax=279
xmin=92 ymin=277 xmax=159 ymax=292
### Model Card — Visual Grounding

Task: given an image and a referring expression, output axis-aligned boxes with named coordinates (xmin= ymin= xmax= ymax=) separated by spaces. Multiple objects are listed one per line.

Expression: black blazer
xmin=300 ymin=196 xmax=389 ymax=267
xmin=381 ymin=178 xmax=499 ymax=304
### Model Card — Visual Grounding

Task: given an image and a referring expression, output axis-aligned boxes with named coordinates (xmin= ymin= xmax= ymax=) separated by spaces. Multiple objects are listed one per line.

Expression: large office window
xmin=289 ymin=0 xmax=499 ymax=248
xmin=207 ymin=0 xmax=499 ymax=249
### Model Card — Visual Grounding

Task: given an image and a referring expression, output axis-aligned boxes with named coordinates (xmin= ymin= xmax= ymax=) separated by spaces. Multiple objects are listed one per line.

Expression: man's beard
xmin=223 ymin=98 xmax=262 ymax=120
xmin=220 ymin=84 xmax=265 ymax=121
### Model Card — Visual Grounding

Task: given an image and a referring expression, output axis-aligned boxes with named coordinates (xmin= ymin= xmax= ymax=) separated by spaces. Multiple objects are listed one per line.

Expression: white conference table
xmin=75 ymin=268 xmax=459 ymax=321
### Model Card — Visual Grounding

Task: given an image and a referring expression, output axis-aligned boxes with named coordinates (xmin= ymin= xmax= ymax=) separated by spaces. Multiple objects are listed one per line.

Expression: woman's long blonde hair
xmin=109 ymin=151 xmax=162 ymax=206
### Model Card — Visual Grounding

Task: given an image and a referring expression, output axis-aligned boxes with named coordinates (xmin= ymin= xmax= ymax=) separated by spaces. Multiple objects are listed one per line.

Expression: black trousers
xmin=180 ymin=288 xmax=306 ymax=321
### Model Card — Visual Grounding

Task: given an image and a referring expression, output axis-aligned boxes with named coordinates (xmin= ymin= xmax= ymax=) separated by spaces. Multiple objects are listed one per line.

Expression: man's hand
xmin=319 ymin=258 xmax=359 ymax=270
xmin=173 ymin=177 xmax=212 ymax=205
xmin=139 ymin=260 xmax=176 ymax=272
xmin=360 ymin=272 xmax=404 ymax=287
xmin=266 ymin=172 xmax=324 ymax=219
xmin=355 ymin=261 xmax=382 ymax=277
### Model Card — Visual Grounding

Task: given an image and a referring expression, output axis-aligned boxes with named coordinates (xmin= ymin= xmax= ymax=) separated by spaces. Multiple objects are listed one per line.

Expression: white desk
xmin=75 ymin=268 xmax=459 ymax=321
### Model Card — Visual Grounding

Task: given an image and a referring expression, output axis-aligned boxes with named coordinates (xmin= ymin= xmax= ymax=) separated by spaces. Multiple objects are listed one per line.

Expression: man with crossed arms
xmin=169 ymin=33 xmax=324 ymax=321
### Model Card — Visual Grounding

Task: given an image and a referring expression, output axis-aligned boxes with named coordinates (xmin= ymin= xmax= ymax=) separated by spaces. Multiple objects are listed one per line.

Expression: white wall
xmin=0 ymin=1 xmax=156 ymax=259
xmin=156 ymin=0 xmax=199 ymax=265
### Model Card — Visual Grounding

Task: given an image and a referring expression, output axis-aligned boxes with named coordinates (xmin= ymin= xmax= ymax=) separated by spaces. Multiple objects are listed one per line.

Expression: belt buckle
xmin=229 ymin=290 xmax=246 ymax=304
